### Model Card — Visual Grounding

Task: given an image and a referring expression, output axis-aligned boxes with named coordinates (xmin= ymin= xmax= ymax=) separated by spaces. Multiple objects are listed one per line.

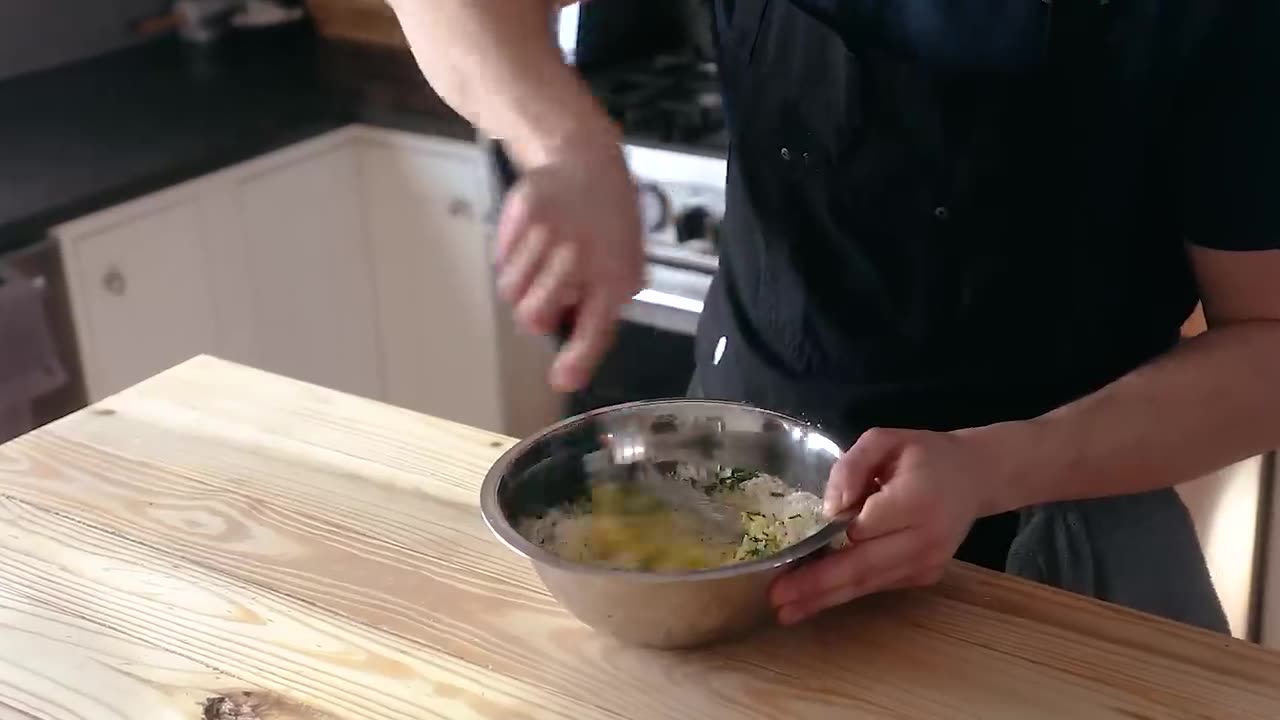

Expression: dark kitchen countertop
xmin=0 ymin=25 xmax=474 ymax=255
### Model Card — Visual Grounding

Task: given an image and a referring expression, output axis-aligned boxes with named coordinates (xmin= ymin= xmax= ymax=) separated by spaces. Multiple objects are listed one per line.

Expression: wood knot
xmin=201 ymin=690 xmax=333 ymax=720
xmin=203 ymin=691 xmax=268 ymax=720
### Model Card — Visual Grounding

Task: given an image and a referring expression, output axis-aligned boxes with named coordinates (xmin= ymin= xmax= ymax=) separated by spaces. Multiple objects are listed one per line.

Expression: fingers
xmin=494 ymin=180 xmax=535 ymax=265
xmin=493 ymin=161 xmax=638 ymax=390
xmin=497 ymin=223 xmax=550 ymax=306
xmin=550 ymin=290 xmax=618 ymax=392
xmin=515 ymin=242 xmax=580 ymax=335
xmin=824 ymin=427 xmax=901 ymax=516
xmin=777 ymin=565 xmax=944 ymax=625
xmin=495 ymin=181 xmax=581 ymax=337
xmin=494 ymin=176 xmax=594 ymax=338
xmin=778 ymin=560 xmax=945 ymax=626
xmin=770 ymin=527 xmax=920 ymax=610
xmin=771 ymin=530 xmax=945 ymax=625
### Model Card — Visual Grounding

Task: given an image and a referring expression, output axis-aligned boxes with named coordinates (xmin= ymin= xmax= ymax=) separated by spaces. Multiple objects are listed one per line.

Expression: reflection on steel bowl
xmin=480 ymin=399 xmax=848 ymax=649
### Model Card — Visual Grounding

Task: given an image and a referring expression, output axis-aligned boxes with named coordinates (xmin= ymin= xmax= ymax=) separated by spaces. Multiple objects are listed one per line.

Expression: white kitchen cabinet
xmin=57 ymin=194 xmax=222 ymax=401
xmin=55 ymin=126 xmax=515 ymax=431
xmin=357 ymin=132 xmax=506 ymax=432
xmin=231 ymin=142 xmax=385 ymax=401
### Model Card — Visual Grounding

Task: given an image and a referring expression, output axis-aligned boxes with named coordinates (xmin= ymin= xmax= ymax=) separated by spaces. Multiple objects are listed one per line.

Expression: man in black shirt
xmin=393 ymin=0 xmax=1280 ymax=633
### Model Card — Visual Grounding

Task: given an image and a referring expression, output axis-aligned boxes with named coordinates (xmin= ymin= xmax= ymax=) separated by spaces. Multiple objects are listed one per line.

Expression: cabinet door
xmin=359 ymin=140 xmax=504 ymax=431
xmin=61 ymin=199 xmax=221 ymax=400
xmin=234 ymin=145 xmax=384 ymax=400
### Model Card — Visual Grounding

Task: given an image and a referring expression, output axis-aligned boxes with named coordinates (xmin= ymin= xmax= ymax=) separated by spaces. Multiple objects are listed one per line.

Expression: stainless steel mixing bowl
xmin=479 ymin=399 xmax=847 ymax=649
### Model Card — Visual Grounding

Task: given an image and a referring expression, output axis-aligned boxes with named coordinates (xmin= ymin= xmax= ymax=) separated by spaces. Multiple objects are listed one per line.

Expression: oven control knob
xmin=636 ymin=182 xmax=670 ymax=233
xmin=675 ymin=206 xmax=717 ymax=245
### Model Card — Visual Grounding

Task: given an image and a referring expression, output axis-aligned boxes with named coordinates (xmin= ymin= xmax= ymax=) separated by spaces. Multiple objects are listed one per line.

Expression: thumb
xmin=824 ymin=427 xmax=902 ymax=517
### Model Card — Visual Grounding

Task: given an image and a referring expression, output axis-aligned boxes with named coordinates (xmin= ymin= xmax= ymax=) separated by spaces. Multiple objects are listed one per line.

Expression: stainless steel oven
xmin=564 ymin=318 xmax=697 ymax=415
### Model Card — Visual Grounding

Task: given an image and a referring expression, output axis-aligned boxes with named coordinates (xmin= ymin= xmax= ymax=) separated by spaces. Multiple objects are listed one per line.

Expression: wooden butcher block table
xmin=1 ymin=355 xmax=1278 ymax=719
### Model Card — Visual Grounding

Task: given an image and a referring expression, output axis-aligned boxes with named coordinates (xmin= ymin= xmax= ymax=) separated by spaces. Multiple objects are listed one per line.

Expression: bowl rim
xmin=479 ymin=397 xmax=849 ymax=583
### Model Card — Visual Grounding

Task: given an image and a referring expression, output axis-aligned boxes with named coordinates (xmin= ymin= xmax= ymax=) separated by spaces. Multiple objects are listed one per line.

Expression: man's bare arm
xmin=386 ymin=0 xmax=619 ymax=167
xmin=982 ymin=0 xmax=1280 ymax=511
xmin=985 ymin=247 xmax=1280 ymax=513
xmin=386 ymin=0 xmax=643 ymax=391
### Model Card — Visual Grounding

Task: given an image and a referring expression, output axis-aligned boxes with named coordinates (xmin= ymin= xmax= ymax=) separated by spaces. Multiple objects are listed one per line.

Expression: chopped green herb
xmin=717 ymin=467 xmax=760 ymax=490
xmin=787 ymin=514 xmax=802 ymax=520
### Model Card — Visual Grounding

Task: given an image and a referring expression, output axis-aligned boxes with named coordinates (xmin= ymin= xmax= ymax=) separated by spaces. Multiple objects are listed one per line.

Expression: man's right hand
xmin=384 ymin=0 xmax=637 ymax=390
xmin=494 ymin=139 xmax=644 ymax=392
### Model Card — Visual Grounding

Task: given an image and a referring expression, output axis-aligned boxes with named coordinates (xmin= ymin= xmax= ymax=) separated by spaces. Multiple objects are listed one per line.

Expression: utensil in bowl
xmin=480 ymin=399 xmax=847 ymax=649
xmin=578 ymin=446 xmax=745 ymax=546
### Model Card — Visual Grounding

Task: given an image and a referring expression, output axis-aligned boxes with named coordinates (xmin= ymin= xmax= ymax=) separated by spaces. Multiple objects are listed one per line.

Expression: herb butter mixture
xmin=518 ymin=467 xmax=835 ymax=572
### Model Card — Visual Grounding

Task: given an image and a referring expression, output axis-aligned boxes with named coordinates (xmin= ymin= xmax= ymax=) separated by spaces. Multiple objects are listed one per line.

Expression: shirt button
xmin=780 ymin=147 xmax=791 ymax=161
xmin=933 ymin=206 xmax=950 ymax=221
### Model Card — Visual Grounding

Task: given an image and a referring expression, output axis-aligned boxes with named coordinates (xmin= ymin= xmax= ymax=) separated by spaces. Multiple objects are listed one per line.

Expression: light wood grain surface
xmin=1 ymin=356 xmax=1278 ymax=719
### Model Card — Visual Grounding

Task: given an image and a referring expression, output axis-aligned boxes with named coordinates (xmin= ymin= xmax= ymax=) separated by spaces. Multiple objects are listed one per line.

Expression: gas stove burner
xmin=587 ymin=54 xmax=727 ymax=150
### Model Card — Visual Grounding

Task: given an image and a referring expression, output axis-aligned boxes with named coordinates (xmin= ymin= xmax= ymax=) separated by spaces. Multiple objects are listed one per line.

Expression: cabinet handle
xmin=102 ymin=266 xmax=127 ymax=296
xmin=448 ymin=198 xmax=473 ymax=219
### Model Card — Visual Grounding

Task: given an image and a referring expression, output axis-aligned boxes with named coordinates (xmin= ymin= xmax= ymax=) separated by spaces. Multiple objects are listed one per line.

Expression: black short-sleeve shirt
xmin=695 ymin=0 xmax=1280 ymax=445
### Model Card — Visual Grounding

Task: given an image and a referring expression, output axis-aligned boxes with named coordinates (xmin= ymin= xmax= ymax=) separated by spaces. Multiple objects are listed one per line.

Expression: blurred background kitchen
xmin=0 ymin=0 xmax=1275 ymax=647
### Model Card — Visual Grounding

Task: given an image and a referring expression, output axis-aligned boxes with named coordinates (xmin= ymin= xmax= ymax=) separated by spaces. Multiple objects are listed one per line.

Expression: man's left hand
xmin=769 ymin=425 xmax=1024 ymax=625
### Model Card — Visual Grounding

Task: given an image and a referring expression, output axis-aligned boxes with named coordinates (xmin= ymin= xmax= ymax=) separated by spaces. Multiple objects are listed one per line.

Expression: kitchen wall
xmin=1178 ymin=457 xmax=1269 ymax=640
xmin=0 ymin=0 xmax=167 ymax=81
xmin=1263 ymin=476 xmax=1279 ymax=648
